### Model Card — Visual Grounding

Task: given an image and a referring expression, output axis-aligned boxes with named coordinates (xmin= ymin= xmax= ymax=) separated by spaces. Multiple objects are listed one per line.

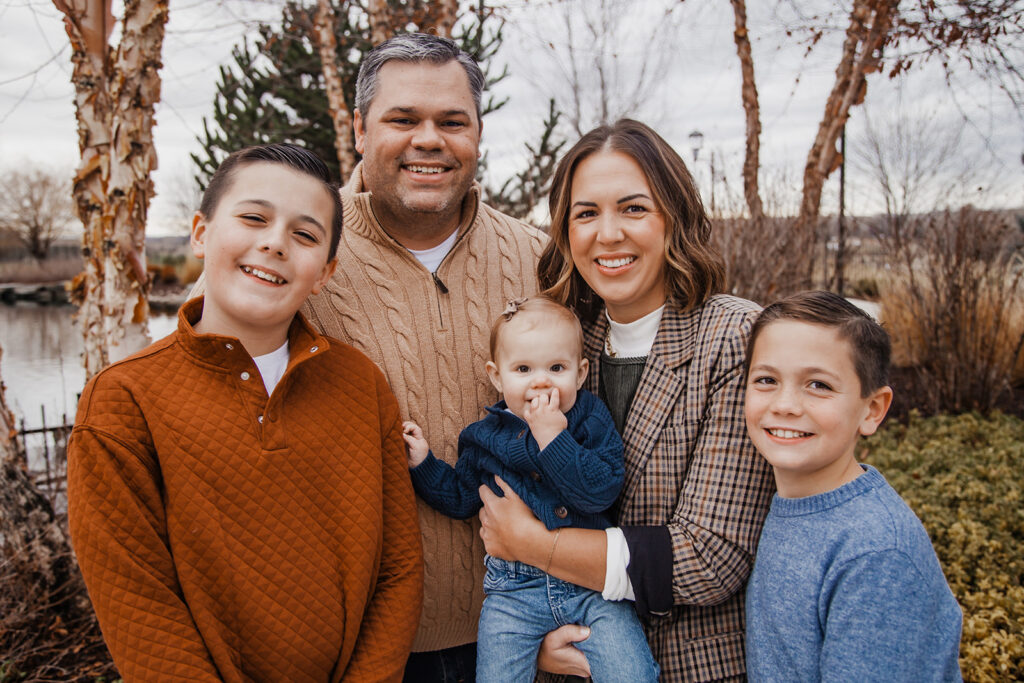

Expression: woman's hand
xmin=478 ymin=475 xmax=547 ymax=563
xmin=537 ymin=625 xmax=592 ymax=676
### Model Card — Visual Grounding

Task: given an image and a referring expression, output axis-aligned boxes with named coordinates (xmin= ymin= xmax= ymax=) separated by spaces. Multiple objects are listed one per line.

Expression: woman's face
xmin=567 ymin=150 xmax=667 ymax=324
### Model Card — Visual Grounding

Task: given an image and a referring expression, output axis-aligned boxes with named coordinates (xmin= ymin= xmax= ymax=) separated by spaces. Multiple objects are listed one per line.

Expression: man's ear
xmin=485 ymin=360 xmax=503 ymax=394
xmin=353 ymin=108 xmax=366 ymax=156
xmin=858 ymin=386 xmax=893 ymax=437
xmin=310 ymin=258 xmax=337 ymax=296
xmin=576 ymin=358 xmax=589 ymax=390
xmin=190 ymin=211 xmax=207 ymax=259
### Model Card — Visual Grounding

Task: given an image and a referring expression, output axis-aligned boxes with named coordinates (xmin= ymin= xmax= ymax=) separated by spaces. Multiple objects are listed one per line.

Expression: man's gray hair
xmin=355 ymin=33 xmax=485 ymax=122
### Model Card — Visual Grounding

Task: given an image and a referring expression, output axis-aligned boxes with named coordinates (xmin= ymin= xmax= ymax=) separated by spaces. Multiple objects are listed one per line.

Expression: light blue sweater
xmin=745 ymin=465 xmax=962 ymax=682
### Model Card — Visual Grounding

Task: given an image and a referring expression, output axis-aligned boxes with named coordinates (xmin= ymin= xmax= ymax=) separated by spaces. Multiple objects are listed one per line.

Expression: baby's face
xmin=487 ymin=315 xmax=587 ymax=418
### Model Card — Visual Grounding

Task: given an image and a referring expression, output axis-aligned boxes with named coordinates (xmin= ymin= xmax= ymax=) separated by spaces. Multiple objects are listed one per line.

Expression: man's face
xmin=354 ymin=60 xmax=481 ymax=236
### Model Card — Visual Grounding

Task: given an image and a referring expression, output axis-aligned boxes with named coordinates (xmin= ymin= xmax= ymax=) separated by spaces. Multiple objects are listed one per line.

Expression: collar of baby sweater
xmin=605 ymin=305 xmax=664 ymax=358
xmin=769 ymin=465 xmax=883 ymax=517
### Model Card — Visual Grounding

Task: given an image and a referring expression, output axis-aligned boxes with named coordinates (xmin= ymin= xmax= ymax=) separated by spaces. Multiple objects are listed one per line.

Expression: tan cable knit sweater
xmin=303 ymin=163 xmax=546 ymax=651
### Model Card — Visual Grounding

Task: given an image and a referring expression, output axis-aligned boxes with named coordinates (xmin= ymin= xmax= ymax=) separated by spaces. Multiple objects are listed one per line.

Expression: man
xmin=301 ymin=33 xmax=546 ymax=681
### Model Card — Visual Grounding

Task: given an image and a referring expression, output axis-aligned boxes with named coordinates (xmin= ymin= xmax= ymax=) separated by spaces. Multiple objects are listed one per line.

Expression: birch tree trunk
xmin=55 ymin=0 xmax=168 ymax=379
xmin=314 ymin=0 xmax=357 ymax=181
xmin=368 ymin=0 xmax=391 ymax=45
xmin=795 ymin=0 xmax=895 ymax=285
xmin=730 ymin=0 xmax=764 ymax=220
xmin=436 ymin=0 xmax=459 ymax=38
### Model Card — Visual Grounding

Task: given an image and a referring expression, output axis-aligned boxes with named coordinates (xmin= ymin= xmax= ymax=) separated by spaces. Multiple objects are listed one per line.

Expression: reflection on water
xmin=0 ymin=304 xmax=177 ymax=429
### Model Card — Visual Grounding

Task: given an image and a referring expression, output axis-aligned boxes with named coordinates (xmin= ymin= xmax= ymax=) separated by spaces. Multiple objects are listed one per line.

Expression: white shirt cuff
xmin=602 ymin=527 xmax=635 ymax=601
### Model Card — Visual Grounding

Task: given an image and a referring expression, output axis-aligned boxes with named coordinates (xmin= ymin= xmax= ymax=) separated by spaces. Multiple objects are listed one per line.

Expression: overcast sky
xmin=1 ymin=0 xmax=1020 ymax=236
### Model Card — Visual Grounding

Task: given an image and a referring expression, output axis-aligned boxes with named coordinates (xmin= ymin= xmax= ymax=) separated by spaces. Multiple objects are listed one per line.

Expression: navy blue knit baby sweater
xmin=410 ymin=390 xmax=624 ymax=530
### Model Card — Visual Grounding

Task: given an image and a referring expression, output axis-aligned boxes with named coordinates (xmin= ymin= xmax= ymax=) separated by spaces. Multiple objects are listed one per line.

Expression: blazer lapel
xmin=585 ymin=306 xmax=699 ymax=503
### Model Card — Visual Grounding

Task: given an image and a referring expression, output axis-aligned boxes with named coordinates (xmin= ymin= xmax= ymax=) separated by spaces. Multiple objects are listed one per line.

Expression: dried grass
xmin=875 ymin=207 xmax=1024 ymax=415
xmin=713 ymin=214 xmax=813 ymax=306
xmin=0 ymin=453 xmax=116 ymax=681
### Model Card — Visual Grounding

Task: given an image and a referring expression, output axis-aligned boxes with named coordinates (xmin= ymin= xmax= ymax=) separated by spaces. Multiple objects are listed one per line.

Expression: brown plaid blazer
xmin=585 ymin=295 xmax=775 ymax=682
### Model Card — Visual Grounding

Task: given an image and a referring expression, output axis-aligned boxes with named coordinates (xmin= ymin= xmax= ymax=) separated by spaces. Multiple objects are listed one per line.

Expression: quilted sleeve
xmin=663 ymin=313 xmax=775 ymax=607
xmin=68 ymin=410 xmax=222 ymax=680
xmin=340 ymin=374 xmax=424 ymax=682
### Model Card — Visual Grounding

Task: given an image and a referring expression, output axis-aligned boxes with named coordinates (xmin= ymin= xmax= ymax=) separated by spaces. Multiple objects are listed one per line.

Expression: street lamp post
xmin=688 ymin=129 xmax=704 ymax=162
xmin=687 ymin=129 xmax=715 ymax=214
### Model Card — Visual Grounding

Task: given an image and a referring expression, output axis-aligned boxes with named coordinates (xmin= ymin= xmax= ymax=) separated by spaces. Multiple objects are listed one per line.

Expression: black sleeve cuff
xmin=621 ymin=525 xmax=673 ymax=618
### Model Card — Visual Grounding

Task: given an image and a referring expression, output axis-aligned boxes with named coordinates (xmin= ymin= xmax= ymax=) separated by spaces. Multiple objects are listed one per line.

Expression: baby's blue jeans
xmin=476 ymin=555 xmax=659 ymax=682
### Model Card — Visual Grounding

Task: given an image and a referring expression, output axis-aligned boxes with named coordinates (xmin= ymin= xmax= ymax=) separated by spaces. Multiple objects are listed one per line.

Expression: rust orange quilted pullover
xmin=68 ymin=298 xmax=423 ymax=682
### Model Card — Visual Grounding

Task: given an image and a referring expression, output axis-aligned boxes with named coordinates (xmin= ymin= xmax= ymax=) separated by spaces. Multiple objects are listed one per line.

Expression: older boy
xmin=743 ymin=290 xmax=962 ymax=682
xmin=68 ymin=143 xmax=423 ymax=682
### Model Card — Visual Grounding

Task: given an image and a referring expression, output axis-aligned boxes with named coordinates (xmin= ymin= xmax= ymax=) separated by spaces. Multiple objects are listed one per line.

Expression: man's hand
xmin=523 ymin=388 xmax=567 ymax=450
xmin=402 ymin=421 xmax=429 ymax=467
xmin=537 ymin=624 xmax=592 ymax=676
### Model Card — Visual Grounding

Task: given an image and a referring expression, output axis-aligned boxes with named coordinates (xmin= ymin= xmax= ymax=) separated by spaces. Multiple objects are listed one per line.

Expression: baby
xmin=404 ymin=295 xmax=657 ymax=682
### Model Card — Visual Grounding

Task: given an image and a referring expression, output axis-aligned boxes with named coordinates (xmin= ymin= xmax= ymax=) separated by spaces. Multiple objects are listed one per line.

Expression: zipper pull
xmin=432 ymin=272 xmax=449 ymax=294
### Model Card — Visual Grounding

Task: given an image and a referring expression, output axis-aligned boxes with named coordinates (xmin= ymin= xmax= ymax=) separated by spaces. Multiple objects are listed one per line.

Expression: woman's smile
xmin=568 ymin=150 xmax=667 ymax=324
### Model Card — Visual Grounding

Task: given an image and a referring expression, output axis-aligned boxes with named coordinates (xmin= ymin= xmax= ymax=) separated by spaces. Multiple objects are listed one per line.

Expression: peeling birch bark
xmin=314 ymin=0 xmax=357 ymax=181
xmin=55 ymin=0 xmax=168 ymax=379
xmin=436 ymin=0 xmax=459 ymax=38
xmin=368 ymin=0 xmax=391 ymax=46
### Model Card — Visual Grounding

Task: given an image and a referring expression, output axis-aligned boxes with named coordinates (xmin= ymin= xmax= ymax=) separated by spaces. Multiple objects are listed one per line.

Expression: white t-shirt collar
xmin=253 ymin=340 xmax=290 ymax=394
xmin=406 ymin=229 xmax=459 ymax=273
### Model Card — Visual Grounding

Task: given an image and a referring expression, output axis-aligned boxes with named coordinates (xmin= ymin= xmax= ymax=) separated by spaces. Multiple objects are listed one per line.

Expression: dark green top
xmin=598 ymin=353 xmax=648 ymax=434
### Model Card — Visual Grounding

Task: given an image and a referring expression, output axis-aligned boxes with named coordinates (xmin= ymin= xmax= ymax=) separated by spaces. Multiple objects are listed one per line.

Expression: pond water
xmin=0 ymin=303 xmax=177 ymax=430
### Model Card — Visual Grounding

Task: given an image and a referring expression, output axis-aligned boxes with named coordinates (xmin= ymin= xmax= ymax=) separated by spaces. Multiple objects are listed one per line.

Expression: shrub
xmin=875 ymin=207 xmax=1024 ymax=414
xmin=714 ymin=214 xmax=810 ymax=305
xmin=862 ymin=411 xmax=1024 ymax=682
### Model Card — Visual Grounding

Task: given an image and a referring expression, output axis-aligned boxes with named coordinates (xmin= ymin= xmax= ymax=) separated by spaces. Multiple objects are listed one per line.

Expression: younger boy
xmin=742 ymin=290 xmax=962 ymax=681
xmin=68 ymin=143 xmax=423 ymax=682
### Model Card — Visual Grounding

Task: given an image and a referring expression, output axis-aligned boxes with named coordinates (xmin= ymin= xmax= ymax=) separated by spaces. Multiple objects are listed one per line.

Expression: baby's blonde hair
xmin=489 ymin=295 xmax=584 ymax=362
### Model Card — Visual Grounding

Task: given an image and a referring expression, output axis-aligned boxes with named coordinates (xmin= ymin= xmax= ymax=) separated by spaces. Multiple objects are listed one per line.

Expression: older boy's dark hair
xmin=746 ymin=290 xmax=891 ymax=396
xmin=199 ymin=143 xmax=343 ymax=259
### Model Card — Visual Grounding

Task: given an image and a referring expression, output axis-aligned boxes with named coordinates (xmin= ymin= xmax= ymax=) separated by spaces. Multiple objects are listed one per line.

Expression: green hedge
xmin=861 ymin=412 xmax=1024 ymax=682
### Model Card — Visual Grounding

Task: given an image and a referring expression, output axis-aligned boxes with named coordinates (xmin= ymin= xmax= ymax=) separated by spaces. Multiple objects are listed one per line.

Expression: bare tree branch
xmin=731 ymin=0 xmax=765 ymax=220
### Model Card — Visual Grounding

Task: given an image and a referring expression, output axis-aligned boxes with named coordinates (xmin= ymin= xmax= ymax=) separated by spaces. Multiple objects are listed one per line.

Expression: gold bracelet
xmin=544 ymin=528 xmax=561 ymax=574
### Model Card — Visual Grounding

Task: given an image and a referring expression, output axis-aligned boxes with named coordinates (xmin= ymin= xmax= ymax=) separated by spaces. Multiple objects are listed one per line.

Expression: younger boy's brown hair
xmin=746 ymin=290 xmax=891 ymax=397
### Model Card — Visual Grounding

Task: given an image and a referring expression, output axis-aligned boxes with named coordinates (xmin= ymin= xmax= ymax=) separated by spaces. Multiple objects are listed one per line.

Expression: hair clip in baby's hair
xmin=502 ymin=297 xmax=528 ymax=321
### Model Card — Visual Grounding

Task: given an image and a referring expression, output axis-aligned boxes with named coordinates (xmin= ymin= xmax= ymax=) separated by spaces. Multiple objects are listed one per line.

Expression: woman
xmin=477 ymin=119 xmax=774 ymax=682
